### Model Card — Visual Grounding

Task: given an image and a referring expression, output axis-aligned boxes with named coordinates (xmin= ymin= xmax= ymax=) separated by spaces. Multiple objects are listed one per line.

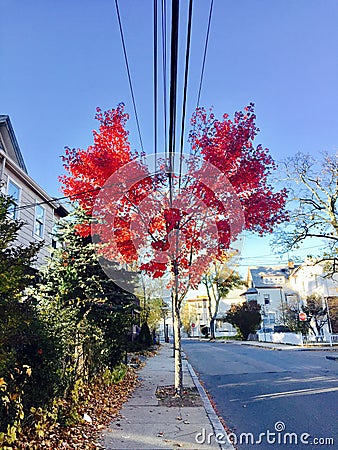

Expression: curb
xmin=240 ymin=342 xmax=338 ymax=352
xmin=187 ymin=362 xmax=235 ymax=450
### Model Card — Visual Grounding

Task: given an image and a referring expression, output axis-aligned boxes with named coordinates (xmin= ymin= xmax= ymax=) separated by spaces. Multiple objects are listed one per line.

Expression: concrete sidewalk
xmin=100 ymin=343 xmax=233 ymax=450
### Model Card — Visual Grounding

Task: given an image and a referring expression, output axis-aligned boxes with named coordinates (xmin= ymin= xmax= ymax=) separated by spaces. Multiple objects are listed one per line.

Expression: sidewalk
xmin=100 ymin=343 xmax=233 ymax=450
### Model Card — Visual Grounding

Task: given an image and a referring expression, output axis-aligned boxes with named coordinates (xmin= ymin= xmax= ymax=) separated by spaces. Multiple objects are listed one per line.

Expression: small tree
xmin=226 ymin=302 xmax=261 ymax=340
xmin=181 ymin=302 xmax=197 ymax=336
xmin=60 ymin=104 xmax=287 ymax=395
xmin=138 ymin=322 xmax=153 ymax=348
xmin=302 ymin=295 xmax=327 ymax=337
xmin=284 ymin=304 xmax=310 ymax=335
xmin=202 ymin=263 xmax=245 ymax=339
xmin=327 ymin=297 xmax=338 ymax=333
xmin=36 ymin=209 xmax=138 ymax=384
xmin=0 ymin=194 xmax=42 ymax=297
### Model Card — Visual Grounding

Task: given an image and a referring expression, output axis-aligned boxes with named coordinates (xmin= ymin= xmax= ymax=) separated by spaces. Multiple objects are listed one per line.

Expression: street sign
xmin=191 ymin=323 xmax=195 ymax=328
xmin=299 ymin=312 xmax=307 ymax=321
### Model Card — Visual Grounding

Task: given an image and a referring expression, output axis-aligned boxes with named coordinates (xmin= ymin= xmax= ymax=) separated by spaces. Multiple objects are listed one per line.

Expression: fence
xmin=257 ymin=332 xmax=303 ymax=345
xmin=329 ymin=334 xmax=338 ymax=346
xmin=257 ymin=331 xmax=338 ymax=346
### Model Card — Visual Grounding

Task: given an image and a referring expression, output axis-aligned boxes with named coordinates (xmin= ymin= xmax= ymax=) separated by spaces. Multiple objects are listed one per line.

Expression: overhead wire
xmin=196 ymin=0 xmax=214 ymax=107
xmin=168 ymin=0 xmax=179 ymax=206
xmin=161 ymin=0 xmax=168 ymax=159
xmin=178 ymin=0 xmax=193 ymax=191
xmin=114 ymin=0 xmax=144 ymax=153
xmin=153 ymin=0 xmax=158 ymax=166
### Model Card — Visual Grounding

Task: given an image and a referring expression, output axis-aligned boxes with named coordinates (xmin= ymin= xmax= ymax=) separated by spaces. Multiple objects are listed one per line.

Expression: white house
xmin=0 ymin=115 xmax=68 ymax=267
xmin=289 ymin=259 xmax=338 ymax=338
xmin=184 ymin=288 xmax=244 ymax=337
xmin=242 ymin=261 xmax=338 ymax=344
xmin=244 ymin=264 xmax=299 ymax=331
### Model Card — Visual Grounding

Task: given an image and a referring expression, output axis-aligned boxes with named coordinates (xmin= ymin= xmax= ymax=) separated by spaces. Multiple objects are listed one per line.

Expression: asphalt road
xmin=182 ymin=340 xmax=338 ymax=450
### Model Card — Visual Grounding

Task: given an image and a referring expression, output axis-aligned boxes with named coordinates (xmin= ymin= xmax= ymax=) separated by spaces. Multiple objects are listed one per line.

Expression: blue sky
xmin=1 ymin=0 xmax=338 ymax=274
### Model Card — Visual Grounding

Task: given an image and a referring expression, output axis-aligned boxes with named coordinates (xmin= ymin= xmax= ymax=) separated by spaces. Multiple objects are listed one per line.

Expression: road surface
xmin=183 ymin=340 xmax=338 ymax=449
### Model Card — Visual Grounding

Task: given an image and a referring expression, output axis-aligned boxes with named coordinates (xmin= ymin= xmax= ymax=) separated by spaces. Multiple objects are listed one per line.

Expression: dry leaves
xmin=15 ymin=368 xmax=139 ymax=450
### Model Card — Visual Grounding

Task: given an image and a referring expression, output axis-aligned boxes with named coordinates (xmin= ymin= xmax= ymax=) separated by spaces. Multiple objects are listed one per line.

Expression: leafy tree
xmin=137 ymin=322 xmax=153 ymax=348
xmin=285 ymin=295 xmax=329 ymax=338
xmin=284 ymin=304 xmax=310 ymax=335
xmin=302 ymin=294 xmax=328 ymax=337
xmin=202 ymin=263 xmax=245 ymax=339
xmin=327 ymin=297 xmax=338 ymax=333
xmin=277 ymin=152 xmax=338 ymax=274
xmin=226 ymin=301 xmax=261 ymax=340
xmin=0 ymin=193 xmax=42 ymax=297
xmin=143 ymin=297 xmax=169 ymax=334
xmin=0 ymin=192 xmax=43 ymax=431
xmin=60 ymin=104 xmax=287 ymax=395
xmin=36 ymin=209 xmax=138 ymax=385
xmin=138 ymin=274 xmax=169 ymax=333
xmin=181 ymin=302 xmax=197 ymax=336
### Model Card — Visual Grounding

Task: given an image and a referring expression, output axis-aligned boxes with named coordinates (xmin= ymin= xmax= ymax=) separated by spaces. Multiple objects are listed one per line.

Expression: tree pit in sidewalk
xmin=156 ymin=385 xmax=203 ymax=407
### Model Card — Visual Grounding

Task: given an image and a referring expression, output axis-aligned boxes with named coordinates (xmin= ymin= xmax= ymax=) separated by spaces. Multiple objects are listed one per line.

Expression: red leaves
xmin=189 ymin=104 xmax=287 ymax=233
xmin=140 ymin=261 xmax=167 ymax=278
xmin=60 ymin=103 xmax=287 ymax=292
xmin=163 ymin=208 xmax=184 ymax=233
xmin=59 ymin=103 xmax=132 ymax=225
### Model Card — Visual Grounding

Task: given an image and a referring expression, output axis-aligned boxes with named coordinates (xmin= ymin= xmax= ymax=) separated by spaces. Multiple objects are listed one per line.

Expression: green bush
xmin=137 ymin=322 xmax=153 ymax=348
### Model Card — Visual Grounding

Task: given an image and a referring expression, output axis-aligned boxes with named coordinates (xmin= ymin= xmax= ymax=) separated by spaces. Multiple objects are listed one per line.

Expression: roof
xmin=248 ymin=265 xmax=298 ymax=288
xmin=0 ymin=115 xmax=28 ymax=173
xmin=240 ymin=287 xmax=258 ymax=296
xmin=0 ymin=115 xmax=68 ymax=217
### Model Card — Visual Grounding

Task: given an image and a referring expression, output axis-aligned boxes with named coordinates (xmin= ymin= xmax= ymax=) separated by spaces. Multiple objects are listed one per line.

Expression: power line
xmin=168 ymin=0 xmax=179 ymax=206
xmin=240 ymin=243 xmax=326 ymax=260
xmin=196 ymin=0 xmax=214 ymax=107
xmin=154 ymin=0 xmax=158 ymax=163
xmin=161 ymin=0 xmax=168 ymax=159
xmin=114 ymin=0 xmax=144 ymax=153
xmin=179 ymin=0 xmax=193 ymax=191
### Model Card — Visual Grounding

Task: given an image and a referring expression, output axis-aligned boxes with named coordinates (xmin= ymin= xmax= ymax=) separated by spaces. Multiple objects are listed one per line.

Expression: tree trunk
xmin=173 ymin=298 xmax=183 ymax=396
xmin=210 ymin=317 xmax=215 ymax=339
xmin=205 ymin=280 xmax=215 ymax=339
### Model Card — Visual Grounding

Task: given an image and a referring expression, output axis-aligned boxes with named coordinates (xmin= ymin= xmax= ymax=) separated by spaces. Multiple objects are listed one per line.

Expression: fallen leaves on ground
xmin=13 ymin=360 xmax=148 ymax=450
xmin=155 ymin=385 xmax=203 ymax=407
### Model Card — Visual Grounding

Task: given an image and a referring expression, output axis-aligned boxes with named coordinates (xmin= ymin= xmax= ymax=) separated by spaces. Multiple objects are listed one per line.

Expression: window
xmin=268 ymin=313 xmax=276 ymax=324
xmin=263 ymin=313 xmax=276 ymax=325
xmin=34 ymin=204 xmax=45 ymax=238
xmin=51 ymin=222 xmax=58 ymax=249
xmin=7 ymin=179 xmax=20 ymax=219
xmin=264 ymin=294 xmax=270 ymax=305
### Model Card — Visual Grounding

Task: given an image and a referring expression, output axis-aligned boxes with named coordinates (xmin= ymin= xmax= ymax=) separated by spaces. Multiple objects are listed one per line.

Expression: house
xmin=185 ymin=296 xmax=209 ymax=336
xmin=244 ymin=261 xmax=338 ymax=344
xmin=289 ymin=259 xmax=338 ymax=336
xmin=0 ymin=115 xmax=68 ymax=267
xmin=243 ymin=264 xmax=299 ymax=331
xmin=184 ymin=289 xmax=244 ymax=337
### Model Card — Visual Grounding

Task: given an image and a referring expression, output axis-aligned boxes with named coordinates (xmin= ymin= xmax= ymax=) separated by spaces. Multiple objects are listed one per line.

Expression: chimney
xmin=288 ymin=260 xmax=295 ymax=269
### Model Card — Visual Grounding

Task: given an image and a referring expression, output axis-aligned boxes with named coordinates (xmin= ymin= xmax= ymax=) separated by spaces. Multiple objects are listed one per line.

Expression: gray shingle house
xmin=0 ymin=115 xmax=67 ymax=267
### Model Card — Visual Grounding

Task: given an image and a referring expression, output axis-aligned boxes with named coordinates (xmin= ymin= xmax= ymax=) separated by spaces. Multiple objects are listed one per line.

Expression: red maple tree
xmin=60 ymin=102 xmax=288 ymax=393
